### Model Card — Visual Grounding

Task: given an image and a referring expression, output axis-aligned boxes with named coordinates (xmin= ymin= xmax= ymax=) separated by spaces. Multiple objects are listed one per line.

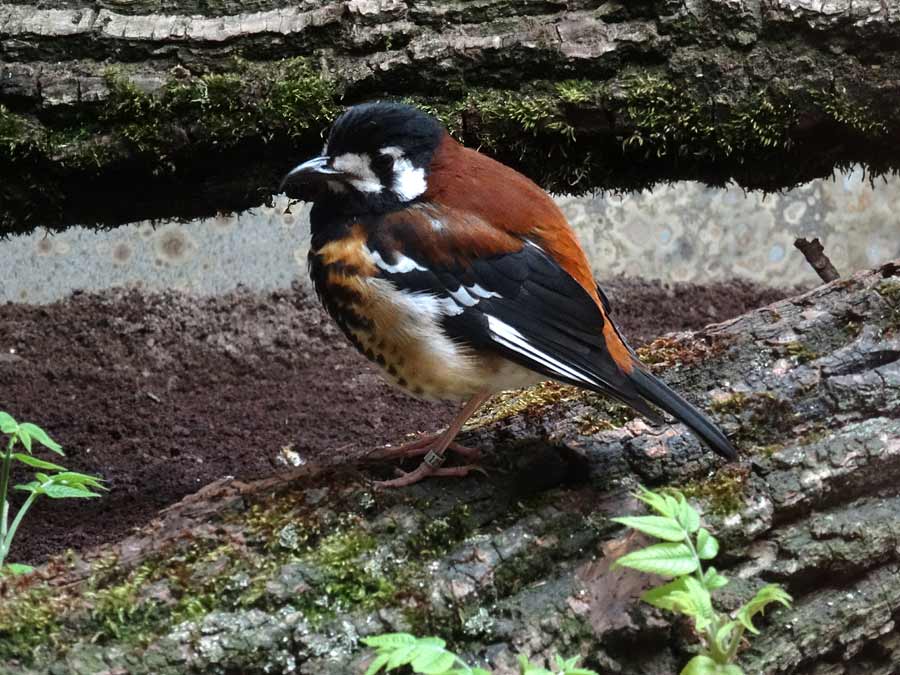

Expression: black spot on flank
xmin=397 ymin=377 xmax=408 ymax=387
xmin=364 ymin=348 xmax=375 ymax=361
xmin=413 ymin=386 xmax=424 ymax=396
xmin=376 ymin=353 xmax=386 ymax=366
xmin=387 ymin=365 xmax=398 ymax=376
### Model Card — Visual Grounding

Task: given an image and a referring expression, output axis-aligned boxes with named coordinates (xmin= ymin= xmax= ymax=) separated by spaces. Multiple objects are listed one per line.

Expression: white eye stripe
xmin=332 ymin=152 xmax=383 ymax=193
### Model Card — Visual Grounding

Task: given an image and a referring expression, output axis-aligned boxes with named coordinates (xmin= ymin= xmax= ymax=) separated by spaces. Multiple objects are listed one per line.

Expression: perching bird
xmin=281 ymin=102 xmax=737 ymax=487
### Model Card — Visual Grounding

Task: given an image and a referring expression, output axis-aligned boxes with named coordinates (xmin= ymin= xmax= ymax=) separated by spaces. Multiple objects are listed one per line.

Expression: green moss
xmin=680 ymin=466 xmax=749 ymax=516
xmin=711 ymin=392 xmax=794 ymax=445
xmin=406 ymin=504 xmax=474 ymax=557
xmin=876 ymin=280 xmax=900 ymax=334
xmin=812 ymin=87 xmax=888 ymax=137
xmin=619 ymin=73 xmax=795 ymax=162
xmin=0 ymin=586 xmax=65 ymax=660
xmin=783 ymin=341 xmax=820 ymax=364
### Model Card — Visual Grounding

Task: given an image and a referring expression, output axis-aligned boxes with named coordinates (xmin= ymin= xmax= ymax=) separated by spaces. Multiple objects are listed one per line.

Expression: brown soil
xmin=0 ymin=278 xmax=796 ymax=565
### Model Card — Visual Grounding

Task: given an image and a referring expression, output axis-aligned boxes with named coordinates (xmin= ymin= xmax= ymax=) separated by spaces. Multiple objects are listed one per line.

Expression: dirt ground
xmin=0 ymin=278 xmax=796 ymax=565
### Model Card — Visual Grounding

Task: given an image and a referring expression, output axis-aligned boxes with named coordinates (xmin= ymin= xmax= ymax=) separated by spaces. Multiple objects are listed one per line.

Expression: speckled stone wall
xmin=2 ymin=168 xmax=898 ymax=304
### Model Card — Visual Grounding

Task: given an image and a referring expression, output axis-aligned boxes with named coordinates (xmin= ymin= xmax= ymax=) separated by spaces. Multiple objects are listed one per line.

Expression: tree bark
xmin=2 ymin=0 xmax=900 ymax=234
xmin=1 ymin=260 xmax=899 ymax=675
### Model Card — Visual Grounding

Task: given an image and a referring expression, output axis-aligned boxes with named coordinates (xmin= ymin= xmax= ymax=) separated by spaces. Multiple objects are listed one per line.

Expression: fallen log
xmin=1 ymin=259 xmax=899 ymax=674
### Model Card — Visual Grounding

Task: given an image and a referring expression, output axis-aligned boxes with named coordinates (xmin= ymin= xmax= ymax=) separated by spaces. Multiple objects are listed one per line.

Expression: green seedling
xmin=362 ymin=633 xmax=597 ymax=675
xmin=0 ymin=411 xmax=106 ymax=575
xmin=612 ymin=487 xmax=792 ymax=674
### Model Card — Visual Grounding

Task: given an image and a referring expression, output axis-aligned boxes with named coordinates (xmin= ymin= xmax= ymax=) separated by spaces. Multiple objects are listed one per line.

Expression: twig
xmin=794 ymin=237 xmax=840 ymax=283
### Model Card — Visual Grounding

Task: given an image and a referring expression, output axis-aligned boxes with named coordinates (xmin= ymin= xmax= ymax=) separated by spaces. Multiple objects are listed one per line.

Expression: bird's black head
xmin=280 ymin=102 xmax=444 ymax=217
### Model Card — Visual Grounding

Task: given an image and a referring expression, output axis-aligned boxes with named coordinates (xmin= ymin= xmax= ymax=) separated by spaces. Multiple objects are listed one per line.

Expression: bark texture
xmin=2 ymin=0 xmax=900 ymax=234
xmin=1 ymin=260 xmax=899 ymax=675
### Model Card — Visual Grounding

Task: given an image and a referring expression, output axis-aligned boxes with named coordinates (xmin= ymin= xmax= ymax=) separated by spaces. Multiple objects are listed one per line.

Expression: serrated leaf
xmin=386 ymin=644 xmax=417 ymax=669
xmin=364 ymin=652 xmax=390 ymax=675
xmin=634 ymin=487 xmax=675 ymax=518
xmin=18 ymin=423 xmax=62 ymax=454
xmin=611 ymin=515 xmax=686 ymax=542
xmin=48 ymin=471 xmax=106 ymax=490
xmin=615 ymin=542 xmax=698 ymax=577
xmin=714 ymin=620 xmax=738 ymax=653
xmin=11 ymin=453 xmax=66 ymax=471
xmin=683 ymin=576 xmax=715 ymax=633
xmin=703 ymin=567 xmax=729 ymax=590
xmin=410 ymin=644 xmax=456 ymax=673
xmin=736 ymin=584 xmax=792 ymax=635
xmin=696 ymin=528 xmax=719 ymax=560
xmin=675 ymin=495 xmax=700 ymax=533
xmin=0 ymin=411 xmax=18 ymax=434
xmin=361 ymin=633 xmax=415 ymax=649
xmin=40 ymin=484 xmax=101 ymax=499
xmin=641 ymin=577 xmax=690 ymax=611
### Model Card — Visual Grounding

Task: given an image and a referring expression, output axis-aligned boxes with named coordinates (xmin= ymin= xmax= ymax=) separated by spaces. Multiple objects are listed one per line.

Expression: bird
xmin=280 ymin=102 xmax=737 ymax=488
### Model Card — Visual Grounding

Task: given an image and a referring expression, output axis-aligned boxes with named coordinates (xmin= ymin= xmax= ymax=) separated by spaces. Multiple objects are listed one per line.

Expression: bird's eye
xmin=373 ymin=152 xmax=394 ymax=172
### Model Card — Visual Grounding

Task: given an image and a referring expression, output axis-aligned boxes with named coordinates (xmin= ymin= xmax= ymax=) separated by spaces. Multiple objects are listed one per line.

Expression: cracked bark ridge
xmin=2 ymin=0 xmax=900 ymax=233
xmin=1 ymin=260 xmax=899 ymax=674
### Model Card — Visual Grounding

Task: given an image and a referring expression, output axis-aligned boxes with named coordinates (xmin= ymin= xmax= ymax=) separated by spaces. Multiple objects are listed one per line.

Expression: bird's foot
xmin=372 ymin=449 xmax=485 ymax=488
xmin=368 ymin=434 xmax=482 ymax=463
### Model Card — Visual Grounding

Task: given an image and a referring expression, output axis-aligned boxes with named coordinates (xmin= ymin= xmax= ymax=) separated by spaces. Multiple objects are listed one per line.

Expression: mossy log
xmin=2 ymin=0 xmax=900 ymax=234
xmin=2 ymin=260 xmax=899 ymax=674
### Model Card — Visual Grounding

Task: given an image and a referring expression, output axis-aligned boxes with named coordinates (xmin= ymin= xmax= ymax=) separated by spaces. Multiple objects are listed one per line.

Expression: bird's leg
xmin=373 ymin=390 xmax=492 ymax=488
xmin=367 ymin=434 xmax=481 ymax=462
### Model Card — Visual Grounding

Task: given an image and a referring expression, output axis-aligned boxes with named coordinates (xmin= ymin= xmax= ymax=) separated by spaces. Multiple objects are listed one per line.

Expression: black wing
xmin=367 ymin=235 xmax=664 ymax=421
xmin=366 ymin=222 xmax=737 ymax=460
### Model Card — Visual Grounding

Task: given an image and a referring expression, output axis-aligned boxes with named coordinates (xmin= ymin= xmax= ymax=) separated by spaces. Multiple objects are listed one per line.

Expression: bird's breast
xmin=308 ymin=228 xmax=522 ymax=400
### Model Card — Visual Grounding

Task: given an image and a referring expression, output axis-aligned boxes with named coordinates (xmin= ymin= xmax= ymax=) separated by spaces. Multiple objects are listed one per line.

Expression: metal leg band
xmin=423 ymin=449 xmax=446 ymax=469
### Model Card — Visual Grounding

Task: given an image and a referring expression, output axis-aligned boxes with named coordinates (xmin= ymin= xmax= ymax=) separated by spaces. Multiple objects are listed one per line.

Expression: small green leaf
xmin=681 ymin=656 xmax=741 ymax=675
xmin=363 ymin=652 xmax=390 ymax=675
xmin=47 ymin=471 xmax=107 ymax=490
xmin=3 ymin=563 xmax=34 ymax=576
xmin=611 ymin=515 xmax=686 ymax=542
xmin=634 ymin=486 xmax=676 ymax=518
xmin=17 ymin=428 xmax=32 ymax=452
xmin=11 ymin=453 xmax=66 ymax=471
xmin=40 ymin=484 xmax=102 ymax=499
xmin=13 ymin=481 xmax=41 ymax=494
xmin=18 ymin=423 xmax=63 ymax=454
xmin=736 ymin=584 xmax=792 ymax=635
xmin=0 ymin=411 xmax=18 ymax=434
xmin=675 ymin=495 xmax=700 ymax=533
xmin=703 ymin=567 xmax=729 ymax=590
xmin=641 ymin=577 xmax=689 ymax=611
xmin=682 ymin=577 xmax=715 ymax=633
xmin=714 ymin=620 xmax=738 ymax=654
xmin=410 ymin=644 xmax=456 ymax=673
xmin=386 ymin=644 xmax=417 ymax=669
xmin=696 ymin=528 xmax=719 ymax=560
xmin=614 ymin=542 xmax=698 ymax=577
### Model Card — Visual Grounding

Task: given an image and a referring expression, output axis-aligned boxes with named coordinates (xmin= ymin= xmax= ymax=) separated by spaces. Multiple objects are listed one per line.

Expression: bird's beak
xmin=279 ymin=156 xmax=344 ymax=193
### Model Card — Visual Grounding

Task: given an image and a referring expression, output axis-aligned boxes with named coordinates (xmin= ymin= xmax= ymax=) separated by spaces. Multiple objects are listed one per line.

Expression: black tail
xmin=627 ymin=367 xmax=737 ymax=460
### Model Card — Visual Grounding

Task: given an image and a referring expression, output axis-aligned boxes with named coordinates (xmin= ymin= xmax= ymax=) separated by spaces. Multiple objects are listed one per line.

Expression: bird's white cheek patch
xmin=332 ymin=152 xmax=383 ymax=193
xmin=392 ymin=159 xmax=427 ymax=201
xmin=380 ymin=146 xmax=427 ymax=202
